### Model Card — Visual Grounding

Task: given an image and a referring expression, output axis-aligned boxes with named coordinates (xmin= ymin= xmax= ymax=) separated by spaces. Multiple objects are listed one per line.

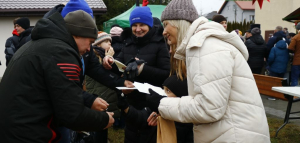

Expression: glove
xmin=117 ymin=95 xmax=129 ymax=111
xmin=124 ymin=60 xmax=145 ymax=81
xmin=146 ymin=89 xmax=165 ymax=113
xmin=93 ymin=46 xmax=105 ymax=59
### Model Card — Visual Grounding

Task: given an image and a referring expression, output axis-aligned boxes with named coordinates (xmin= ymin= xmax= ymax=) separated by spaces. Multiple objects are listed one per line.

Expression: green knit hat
xmin=64 ymin=10 xmax=98 ymax=39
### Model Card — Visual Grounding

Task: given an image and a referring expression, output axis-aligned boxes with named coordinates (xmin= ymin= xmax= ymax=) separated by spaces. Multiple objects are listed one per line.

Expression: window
xmin=250 ymin=15 xmax=255 ymax=21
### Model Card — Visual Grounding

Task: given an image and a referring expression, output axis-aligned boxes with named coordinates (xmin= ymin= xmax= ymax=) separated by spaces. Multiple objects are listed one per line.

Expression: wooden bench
xmin=253 ymin=74 xmax=288 ymax=100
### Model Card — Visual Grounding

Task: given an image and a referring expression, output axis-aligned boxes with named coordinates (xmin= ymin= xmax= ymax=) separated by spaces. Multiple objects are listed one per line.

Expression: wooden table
xmin=271 ymin=87 xmax=300 ymax=137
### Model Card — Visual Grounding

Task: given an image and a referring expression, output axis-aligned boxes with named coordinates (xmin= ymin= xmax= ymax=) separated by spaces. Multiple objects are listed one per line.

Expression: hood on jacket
xmin=249 ymin=34 xmax=265 ymax=45
xmin=275 ymin=40 xmax=287 ymax=49
xmin=175 ymin=17 xmax=248 ymax=61
xmin=273 ymin=31 xmax=286 ymax=39
xmin=31 ymin=12 xmax=77 ymax=53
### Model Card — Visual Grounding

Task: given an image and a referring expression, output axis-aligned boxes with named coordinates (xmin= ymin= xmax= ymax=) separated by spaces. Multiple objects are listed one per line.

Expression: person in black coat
xmin=0 ymin=11 xmax=114 ymax=143
xmin=110 ymin=26 xmax=125 ymax=58
xmin=162 ymin=75 xmax=194 ymax=143
xmin=245 ymin=27 xmax=268 ymax=74
xmin=5 ymin=17 xmax=31 ymax=66
xmin=103 ymin=6 xmax=170 ymax=143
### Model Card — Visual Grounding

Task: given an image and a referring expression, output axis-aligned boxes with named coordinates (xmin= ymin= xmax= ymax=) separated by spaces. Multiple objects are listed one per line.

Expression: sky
xmin=192 ymin=0 xmax=225 ymax=15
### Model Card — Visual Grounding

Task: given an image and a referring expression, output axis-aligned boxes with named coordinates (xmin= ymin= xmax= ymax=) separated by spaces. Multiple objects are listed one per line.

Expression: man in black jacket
xmin=5 ymin=17 xmax=31 ymax=66
xmin=245 ymin=27 xmax=268 ymax=74
xmin=0 ymin=10 xmax=114 ymax=143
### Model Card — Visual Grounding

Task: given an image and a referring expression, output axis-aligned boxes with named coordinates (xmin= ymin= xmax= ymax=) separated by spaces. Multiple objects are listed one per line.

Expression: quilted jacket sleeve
xmin=158 ymin=46 xmax=234 ymax=124
xmin=43 ymin=47 xmax=109 ymax=131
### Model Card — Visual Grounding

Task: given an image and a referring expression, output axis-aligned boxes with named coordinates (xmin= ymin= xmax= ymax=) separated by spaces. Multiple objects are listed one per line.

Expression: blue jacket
xmin=268 ymin=40 xmax=289 ymax=73
xmin=266 ymin=31 xmax=287 ymax=59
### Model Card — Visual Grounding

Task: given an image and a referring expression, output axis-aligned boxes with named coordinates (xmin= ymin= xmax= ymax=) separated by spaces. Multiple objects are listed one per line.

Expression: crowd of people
xmin=1 ymin=0 xmax=300 ymax=143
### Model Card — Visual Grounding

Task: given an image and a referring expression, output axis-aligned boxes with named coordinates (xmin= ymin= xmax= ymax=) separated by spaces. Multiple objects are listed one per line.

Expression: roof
xmin=283 ymin=7 xmax=300 ymax=23
xmin=0 ymin=0 xmax=107 ymax=16
xmin=218 ymin=1 xmax=255 ymax=14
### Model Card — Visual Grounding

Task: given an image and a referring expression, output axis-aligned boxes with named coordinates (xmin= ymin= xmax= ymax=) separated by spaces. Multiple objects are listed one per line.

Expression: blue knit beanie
xmin=61 ymin=0 xmax=93 ymax=18
xmin=129 ymin=6 xmax=153 ymax=28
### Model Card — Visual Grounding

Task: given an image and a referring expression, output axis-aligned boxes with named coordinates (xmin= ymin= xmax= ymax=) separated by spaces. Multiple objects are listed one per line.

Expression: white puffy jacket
xmin=158 ymin=17 xmax=270 ymax=143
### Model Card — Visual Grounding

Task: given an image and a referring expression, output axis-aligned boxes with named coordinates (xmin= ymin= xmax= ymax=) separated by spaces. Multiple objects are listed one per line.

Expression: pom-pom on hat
xmin=129 ymin=6 xmax=153 ymax=28
xmin=61 ymin=0 xmax=93 ymax=18
xmin=161 ymin=0 xmax=198 ymax=23
xmin=92 ymin=31 xmax=112 ymax=46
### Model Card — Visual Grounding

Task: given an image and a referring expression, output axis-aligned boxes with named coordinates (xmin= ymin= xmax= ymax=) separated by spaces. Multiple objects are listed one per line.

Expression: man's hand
xmin=147 ymin=112 xmax=158 ymax=126
xmin=103 ymin=56 xmax=114 ymax=70
xmin=122 ymin=80 xmax=135 ymax=94
xmin=104 ymin=112 xmax=115 ymax=129
xmin=124 ymin=80 xmax=134 ymax=88
xmin=91 ymin=97 xmax=109 ymax=111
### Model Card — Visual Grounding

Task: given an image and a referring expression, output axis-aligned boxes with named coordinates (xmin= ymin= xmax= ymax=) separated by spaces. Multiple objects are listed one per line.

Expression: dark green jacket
xmin=86 ymin=75 xmax=121 ymax=118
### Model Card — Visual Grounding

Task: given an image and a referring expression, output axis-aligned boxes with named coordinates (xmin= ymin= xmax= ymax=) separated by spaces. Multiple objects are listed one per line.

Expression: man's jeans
xmin=291 ymin=65 xmax=300 ymax=86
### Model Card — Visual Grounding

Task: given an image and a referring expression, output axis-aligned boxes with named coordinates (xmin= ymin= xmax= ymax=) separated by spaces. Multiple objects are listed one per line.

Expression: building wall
xmin=255 ymin=0 xmax=300 ymax=39
xmin=220 ymin=1 xmax=254 ymax=22
xmin=0 ymin=17 xmax=41 ymax=77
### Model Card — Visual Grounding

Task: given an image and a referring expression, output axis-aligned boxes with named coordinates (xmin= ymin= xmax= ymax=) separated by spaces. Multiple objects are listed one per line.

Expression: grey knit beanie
xmin=251 ymin=27 xmax=261 ymax=35
xmin=161 ymin=0 xmax=199 ymax=23
xmin=296 ymin=23 xmax=300 ymax=30
xmin=64 ymin=10 xmax=98 ymax=39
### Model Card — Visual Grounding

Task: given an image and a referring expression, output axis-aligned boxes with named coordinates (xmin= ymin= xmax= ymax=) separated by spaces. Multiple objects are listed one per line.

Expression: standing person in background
xmin=146 ymin=0 xmax=270 ymax=142
xmin=5 ymin=17 xmax=20 ymax=66
xmin=110 ymin=26 xmax=125 ymax=58
xmin=85 ymin=31 xmax=117 ymax=143
xmin=245 ymin=27 xmax=267 ymax=74
xmin=268 ymin=38 xmax=289 ymax=78
xmin=5 ymin=17 xmax=31 ymax=66
xmin=288 ymin=23 xmax=300 ymax=86
xmin=212 ymin=14 xmax=227 ymax=30
xmin=266 ymin=26 xmax=287 ymax=58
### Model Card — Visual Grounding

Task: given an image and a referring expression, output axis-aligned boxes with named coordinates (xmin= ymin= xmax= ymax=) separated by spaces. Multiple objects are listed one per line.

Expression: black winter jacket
xmin=0 ymin=12 xmax=109 ymax=143
xmin=115 ymin=26 xmax=170 ymax=109
xmin=4 ymin=32 xmax=19 ymax=66
xmin=123 ymin=106 xmax=157 ymax=143
xmin=4 ymin=28 xmax=31 ymax=66
xmin=245 ymin=34 xmax=268 ymax=68
xmin=111 ymin=36 xmax=126 ymax=58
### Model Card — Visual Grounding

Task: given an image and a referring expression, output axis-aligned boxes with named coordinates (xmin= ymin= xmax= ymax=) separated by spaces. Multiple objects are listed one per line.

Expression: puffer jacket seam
xmin=197 ymin=75 xmax=231 ymax=87
xmin=229 ymin=100 xmax=264 ymax=110
xmin=228 ymin=104 xmax=238 ymax=143
xmin=235 ymin=127 xmax=270 ymax=138
xmin=232 ymin=75 xmax=254 ymax=82
xmin=191 ymin=49 xmax=231 ymax=59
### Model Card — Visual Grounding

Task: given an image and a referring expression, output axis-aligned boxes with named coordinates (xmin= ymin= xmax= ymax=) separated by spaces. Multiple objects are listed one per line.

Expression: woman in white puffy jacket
xmin=146 ymin=0 xmax=270 ymax=142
